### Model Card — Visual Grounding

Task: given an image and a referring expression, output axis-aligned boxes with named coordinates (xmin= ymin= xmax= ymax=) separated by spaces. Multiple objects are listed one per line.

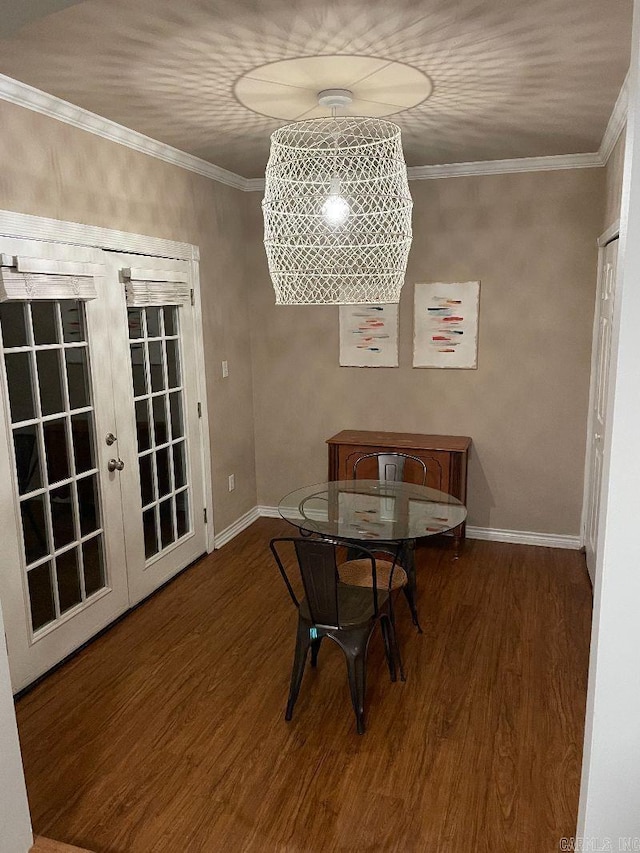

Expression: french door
xmin=0 ymin=239 xmax=207 ymax=691
xmin=105 ymin=253 xmax=206 ymax=604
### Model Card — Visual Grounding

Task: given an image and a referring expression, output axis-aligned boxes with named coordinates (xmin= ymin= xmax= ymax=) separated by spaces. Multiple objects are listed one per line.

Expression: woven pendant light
xmin=262 ymin=89 xmax=413 ymax=305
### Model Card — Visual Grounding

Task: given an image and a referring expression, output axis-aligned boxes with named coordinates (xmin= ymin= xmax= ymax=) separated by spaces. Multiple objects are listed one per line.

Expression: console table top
xmin=327 ymin=430 xmax=472 ymax=453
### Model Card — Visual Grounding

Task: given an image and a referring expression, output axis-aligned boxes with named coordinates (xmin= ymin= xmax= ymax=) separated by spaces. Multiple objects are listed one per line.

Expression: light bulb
xmin=322 ymin=175 xmax=350 ymax=226
xmin=322 ymin=193 xmax=350 ymax=226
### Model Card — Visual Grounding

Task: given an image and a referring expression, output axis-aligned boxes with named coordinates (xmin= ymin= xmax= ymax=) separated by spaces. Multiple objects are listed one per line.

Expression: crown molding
xmin=244 ymin=177 xmax=267 ymax=192
xmin=236 ymin=152 xmax=603 ymax=194
xmin=0 ymin=73 xmax=248 ymax=192
xmin=0 ymin=71 xmax=627 ymax=194
xmin=599 ymin=72 xmax=629 ymax=164
xmin=406 ymin=152 xmax=603 ymax=181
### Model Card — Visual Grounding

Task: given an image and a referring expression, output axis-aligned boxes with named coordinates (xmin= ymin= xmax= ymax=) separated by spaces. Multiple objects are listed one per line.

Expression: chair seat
xmin=338 ymin=559 xmax=408 ymax=591
xmin=300 ymin=583 xmax=389 ymax=628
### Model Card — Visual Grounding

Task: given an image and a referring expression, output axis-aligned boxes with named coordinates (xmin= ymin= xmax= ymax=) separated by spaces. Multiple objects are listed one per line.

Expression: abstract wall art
xmin=413 ymin=281 xmax=480 ymax=369
xmin=339 ymin=304 xmax=399 ymax=367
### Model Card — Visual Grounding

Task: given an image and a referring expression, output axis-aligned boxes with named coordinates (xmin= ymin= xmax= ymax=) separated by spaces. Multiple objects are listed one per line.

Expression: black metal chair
xmin=338 ymin=452 xmax=428 ymax=631
xmin=353 ymin=451 xmax=428 ymax=486
xmin=270 ymin=537 xmax=401 ymax=735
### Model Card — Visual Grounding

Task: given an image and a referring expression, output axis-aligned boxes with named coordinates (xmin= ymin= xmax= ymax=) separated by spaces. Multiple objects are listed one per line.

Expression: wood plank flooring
xmin=15 ymin=519 xmax=593 ymax=852
xmin=31 ymin=837 xmax=94 ymax=852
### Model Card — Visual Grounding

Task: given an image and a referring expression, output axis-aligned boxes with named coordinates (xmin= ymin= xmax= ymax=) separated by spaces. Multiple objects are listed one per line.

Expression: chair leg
xmin=388 ymin=598 xmax=406 ymax=682
xmin=399 ymin=540 xmax=423 ymax=633
xmin=402 ymin=585 xmax=423 ymax=634
xmin=285 ymin=620 xmax=310 ymax=721
xmin=310 ymin=637 xmax=323 ymax=668
xmin=345 ymin=648 xmax=367 ymax=735
xmin=380 ymin=616 xmax=397 ymax=682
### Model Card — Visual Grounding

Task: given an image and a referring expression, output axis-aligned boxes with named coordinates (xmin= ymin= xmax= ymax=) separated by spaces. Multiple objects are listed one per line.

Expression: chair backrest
xmin=270 ymin=537 xmax=379 ymax=628
xmin=352 ymin=451 xmax=427 ymax=486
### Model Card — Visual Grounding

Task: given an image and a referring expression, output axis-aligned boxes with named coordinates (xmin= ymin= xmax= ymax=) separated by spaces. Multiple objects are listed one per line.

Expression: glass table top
xmin=278 ymin=479 xmax=467 ymax=542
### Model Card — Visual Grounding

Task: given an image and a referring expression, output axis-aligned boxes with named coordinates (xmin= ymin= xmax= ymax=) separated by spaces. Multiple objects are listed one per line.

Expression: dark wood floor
xmin=15 ymin=518 xmax=593 ymax=853
xmin=31 ymin=837 xmax=94 ymax=853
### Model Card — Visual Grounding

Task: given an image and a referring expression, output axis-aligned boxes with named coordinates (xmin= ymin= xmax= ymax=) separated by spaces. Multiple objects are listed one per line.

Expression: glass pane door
xmin=1 ymin=300 xmax=107 ymax=635
xmin=127 ymin=305 xmax=192 ymax=560
xmin=0 ymin=237 xmax=130 ymax=692
xmin=0 ymin=241 xmax=207 ymax=691
xmin=105 ymin=252 xmax=206 ymax=606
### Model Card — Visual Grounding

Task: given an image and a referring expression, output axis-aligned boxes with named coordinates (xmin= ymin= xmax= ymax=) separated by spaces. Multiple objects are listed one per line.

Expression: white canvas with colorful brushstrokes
xmin=339 ymin=304 xmax=399 ymax=367
xmin=413 ymin=281 xmax=480 ymax=369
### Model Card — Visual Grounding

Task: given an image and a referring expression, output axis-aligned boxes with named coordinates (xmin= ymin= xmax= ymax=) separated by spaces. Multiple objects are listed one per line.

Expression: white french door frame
xmin=580 ymin=219 xmax=620 ymax=569
xmin=0 ymin=208 xmax=215 ymax=556
xmin=0 ymin=211 xmax=215 ymax=694
xmin=0 ymin=242 xmax=134 ymax=690
xmin=105 ymin=251 xmax=207 ymax=604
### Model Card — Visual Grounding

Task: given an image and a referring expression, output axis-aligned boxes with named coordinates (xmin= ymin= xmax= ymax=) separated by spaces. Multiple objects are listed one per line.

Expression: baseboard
xmin=257 ymin=505 xmax=281 ymax=518
xmin=465 ymin=526 xmax=581 ymax=550
xmin=213 ymin=506 xmax=260 ymax=549
xmin=214 ymin=505 xmax=582 ymax=551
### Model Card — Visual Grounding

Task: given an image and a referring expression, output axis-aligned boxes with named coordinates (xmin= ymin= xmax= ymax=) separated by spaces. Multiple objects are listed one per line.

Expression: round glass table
xmin=278 ymin=479 xmax=467 ymax=630
xmin=278 ymin=479 xmax=467 ymax=543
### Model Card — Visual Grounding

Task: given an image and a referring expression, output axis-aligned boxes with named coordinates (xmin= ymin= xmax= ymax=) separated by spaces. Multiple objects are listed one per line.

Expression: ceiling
xmin=0 ymin=0 xmax=632 ymax=179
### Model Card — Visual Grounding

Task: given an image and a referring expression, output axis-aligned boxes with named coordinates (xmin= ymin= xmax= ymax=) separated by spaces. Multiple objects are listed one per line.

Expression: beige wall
xmin=248 ymin=167 xmax=605 ymax=535
xmin=0 ymin=97 xmax=609 ymax=537
xmin=0 ymin=99 xmax=257 ymax=532
xmin=604 ymin=131 xmax=626 ymax=230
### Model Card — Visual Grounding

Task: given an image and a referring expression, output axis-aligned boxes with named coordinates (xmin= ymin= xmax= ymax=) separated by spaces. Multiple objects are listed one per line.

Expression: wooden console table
xmin=327 ymin=429 xmax=471 ymax=542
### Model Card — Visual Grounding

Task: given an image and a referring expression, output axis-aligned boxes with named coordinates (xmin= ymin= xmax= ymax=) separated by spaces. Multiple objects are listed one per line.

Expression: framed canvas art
xmin=413 ymin=281 xmax=480 ymax=369
xmin=339 ymin=303 xmax=399 ymax=367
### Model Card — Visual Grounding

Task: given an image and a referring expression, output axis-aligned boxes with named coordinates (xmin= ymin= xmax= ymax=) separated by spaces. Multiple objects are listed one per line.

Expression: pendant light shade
xmin=262 ymin=114 xmax=413 ymax=305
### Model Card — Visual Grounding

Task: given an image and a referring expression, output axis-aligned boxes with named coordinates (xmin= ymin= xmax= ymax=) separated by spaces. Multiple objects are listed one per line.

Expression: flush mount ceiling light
xmin=262 ymin=89 xmax=413 ymax=305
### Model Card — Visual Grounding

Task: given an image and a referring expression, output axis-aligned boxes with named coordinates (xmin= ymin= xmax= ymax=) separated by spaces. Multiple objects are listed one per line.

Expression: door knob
xmin=107 ymin=458 xmax=125 ymax=472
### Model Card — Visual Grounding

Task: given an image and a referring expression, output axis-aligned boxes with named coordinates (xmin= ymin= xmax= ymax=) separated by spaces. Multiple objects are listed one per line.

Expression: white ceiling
xmin=0 ymin=0 xmax=632 ymax=178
